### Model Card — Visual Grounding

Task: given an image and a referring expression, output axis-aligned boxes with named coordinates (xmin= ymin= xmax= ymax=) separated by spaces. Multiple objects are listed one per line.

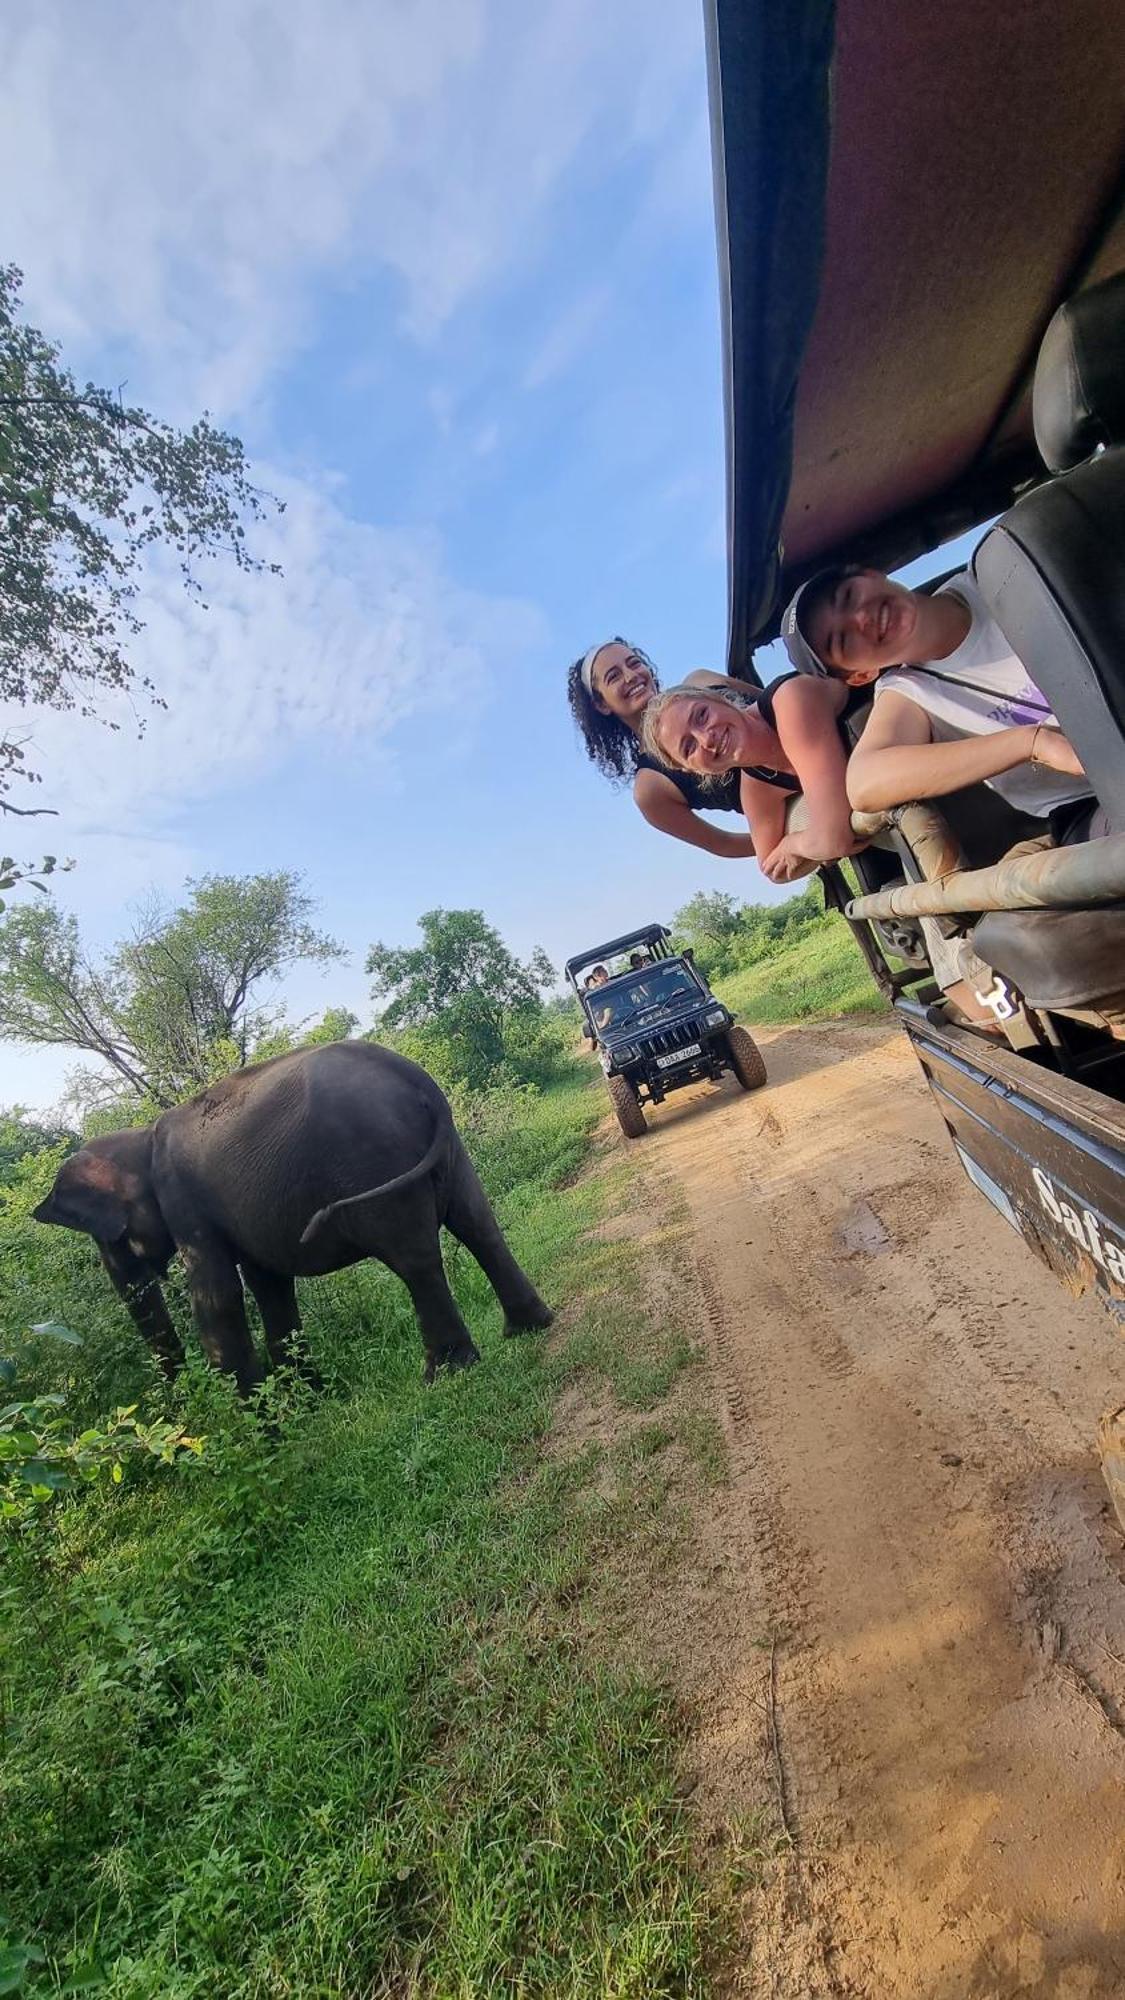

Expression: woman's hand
xmin=757 ymin=834 xmax=821 ymax=885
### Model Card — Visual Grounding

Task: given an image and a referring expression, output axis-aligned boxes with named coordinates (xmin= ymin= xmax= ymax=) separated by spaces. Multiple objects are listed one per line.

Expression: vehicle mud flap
xmin=1098 ymin=1405 xmax=1125 ymax=1539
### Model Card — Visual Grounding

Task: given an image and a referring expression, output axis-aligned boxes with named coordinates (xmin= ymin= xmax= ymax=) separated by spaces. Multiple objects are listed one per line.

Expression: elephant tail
xmin=298 ymin=1107 xmax=451 ymax=1246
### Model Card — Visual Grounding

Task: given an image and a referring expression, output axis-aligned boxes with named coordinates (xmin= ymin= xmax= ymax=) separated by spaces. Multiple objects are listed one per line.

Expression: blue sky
xmin=0 ymin=1 xmax=976 ymax=1114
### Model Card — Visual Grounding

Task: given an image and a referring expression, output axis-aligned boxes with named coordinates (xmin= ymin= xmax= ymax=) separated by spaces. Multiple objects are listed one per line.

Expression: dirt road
xmin=630 ymin=1018 xmax=1125 ymax=1999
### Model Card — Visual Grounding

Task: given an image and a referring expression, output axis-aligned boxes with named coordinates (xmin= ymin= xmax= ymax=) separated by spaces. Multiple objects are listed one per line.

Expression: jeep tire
xmin=607 ymin=1072 xmax=647 ymax=1137
xmin=725 ymin=1025 xmax=767 ymax=1091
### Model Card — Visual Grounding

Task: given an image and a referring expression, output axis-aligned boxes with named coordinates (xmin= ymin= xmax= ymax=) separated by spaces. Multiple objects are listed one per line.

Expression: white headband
xmin=579 ymin=641 xmax=614 ymax=696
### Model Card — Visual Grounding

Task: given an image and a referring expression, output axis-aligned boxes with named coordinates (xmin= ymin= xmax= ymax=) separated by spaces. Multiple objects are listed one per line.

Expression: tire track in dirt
xmin=628 ymin=1018 xmax=1125 ymax=1999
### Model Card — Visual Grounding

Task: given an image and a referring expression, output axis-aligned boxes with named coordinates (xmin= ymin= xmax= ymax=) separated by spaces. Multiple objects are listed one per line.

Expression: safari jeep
xmin=566 ymin=924 xmax=766 ymax=1136
xmin=704 ymin=1 xmax=1125 ymax=1329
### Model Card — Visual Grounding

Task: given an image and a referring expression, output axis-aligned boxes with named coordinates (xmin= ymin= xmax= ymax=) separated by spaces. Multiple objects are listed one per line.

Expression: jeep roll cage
xmin=564 ymin=924 xmax=677 ymax=992
xmin=704 ymin=0 xmax=1125 ymax=1321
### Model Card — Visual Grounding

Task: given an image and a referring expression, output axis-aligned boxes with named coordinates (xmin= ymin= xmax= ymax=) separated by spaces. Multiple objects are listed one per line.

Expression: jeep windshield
xmin=590 ymin=964 xmax=702 ymax=1037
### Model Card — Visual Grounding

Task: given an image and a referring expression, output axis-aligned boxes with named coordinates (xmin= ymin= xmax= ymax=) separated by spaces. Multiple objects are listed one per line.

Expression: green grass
xmin=714 ymin=916 xmax=885 ymax=1026
xmin=0 ymin=1069 xmax=724 ymax=1999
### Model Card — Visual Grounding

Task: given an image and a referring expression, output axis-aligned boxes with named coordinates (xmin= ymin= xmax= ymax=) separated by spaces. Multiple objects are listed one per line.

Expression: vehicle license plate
xmin=657 ymin=1043 xmax=700 ymax=1068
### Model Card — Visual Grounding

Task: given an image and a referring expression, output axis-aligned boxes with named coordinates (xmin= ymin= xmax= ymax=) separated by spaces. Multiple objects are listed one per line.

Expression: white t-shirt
xmin=873 ymin=573 xmax=1091 ymax=817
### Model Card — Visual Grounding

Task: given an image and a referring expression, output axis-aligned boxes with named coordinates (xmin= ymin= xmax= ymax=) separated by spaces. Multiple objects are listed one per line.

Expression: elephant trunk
xmin=99 ymin=1248 xmax=185 ymax=1381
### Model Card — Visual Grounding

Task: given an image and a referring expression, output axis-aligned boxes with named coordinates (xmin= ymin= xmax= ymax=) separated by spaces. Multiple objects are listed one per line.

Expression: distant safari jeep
xmin=566 ymin=923 xmax=766 ymax=1138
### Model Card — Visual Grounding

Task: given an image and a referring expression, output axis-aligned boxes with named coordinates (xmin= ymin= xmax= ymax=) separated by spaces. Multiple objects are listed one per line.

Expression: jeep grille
xmin=638 ymin=1017 xmax=707 ymax=1062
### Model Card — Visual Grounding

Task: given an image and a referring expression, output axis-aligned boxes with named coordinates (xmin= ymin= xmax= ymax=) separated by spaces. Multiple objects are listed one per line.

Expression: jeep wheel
xmin=725 ymin=1025 xmax=767 ymax=1091
xmin=607 ymin=1073 xmax=647 ymax=1137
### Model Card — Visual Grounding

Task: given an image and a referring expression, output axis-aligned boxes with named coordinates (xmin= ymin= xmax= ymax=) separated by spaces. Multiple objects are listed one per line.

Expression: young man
xmin=780 ymin=565 xmax=1106 ymax=840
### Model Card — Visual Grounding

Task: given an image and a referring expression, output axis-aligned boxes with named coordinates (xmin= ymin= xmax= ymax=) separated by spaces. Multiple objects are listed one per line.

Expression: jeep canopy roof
xmin=564 ymin=925 xmax=675 ymax=988
xmin=705 ymin=0 xmax=1125 ymax=674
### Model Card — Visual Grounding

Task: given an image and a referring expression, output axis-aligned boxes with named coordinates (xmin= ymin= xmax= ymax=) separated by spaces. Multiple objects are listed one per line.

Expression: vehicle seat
xmin=972 ymin=907 xmax=1125 ymax=1037
xmin=969 ymin=272 xmax=1125 ymax=1022
xmin=973 ymin=270 xmax=1125 ymax=828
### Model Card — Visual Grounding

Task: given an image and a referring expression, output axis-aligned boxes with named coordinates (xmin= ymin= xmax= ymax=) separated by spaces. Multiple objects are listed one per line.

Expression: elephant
xmin=33 ymin=1042 xmax=553 ymax=1392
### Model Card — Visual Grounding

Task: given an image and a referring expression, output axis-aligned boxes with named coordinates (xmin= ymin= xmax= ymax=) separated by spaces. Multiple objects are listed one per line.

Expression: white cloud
xmin=0 ymin=0 xmax=704 ymax=415
xmin=0 ymin=0 xmax=714 ymax=1118
xmin=1 ymin=469 xmax=542 ymax=836
xmin=522 ymin=283 xmax=612 ymax=391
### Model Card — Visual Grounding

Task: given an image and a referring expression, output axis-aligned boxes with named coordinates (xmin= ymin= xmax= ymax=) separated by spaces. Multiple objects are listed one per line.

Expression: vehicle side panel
xmin=899 ymin=1001 xmax=1125 ymax=1324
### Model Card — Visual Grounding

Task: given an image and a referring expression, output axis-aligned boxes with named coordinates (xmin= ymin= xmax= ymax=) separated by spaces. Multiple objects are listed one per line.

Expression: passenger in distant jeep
xmin=781 ymin=565 xmax=1108 ymax=843
xmin=583 ymin=964 xmax=614 ymax=1035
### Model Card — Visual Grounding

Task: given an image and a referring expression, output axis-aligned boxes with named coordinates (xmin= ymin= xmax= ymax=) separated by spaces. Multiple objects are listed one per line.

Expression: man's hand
xmin=1031 ymin=725 xmax=1086 ymax=780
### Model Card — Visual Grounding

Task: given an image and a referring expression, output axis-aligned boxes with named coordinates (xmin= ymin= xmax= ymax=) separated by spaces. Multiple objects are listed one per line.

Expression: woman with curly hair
xmin=566 ymin=639 xmax=758 ymax=858
xmin=640 ymin=675 xmax=864 ymax=884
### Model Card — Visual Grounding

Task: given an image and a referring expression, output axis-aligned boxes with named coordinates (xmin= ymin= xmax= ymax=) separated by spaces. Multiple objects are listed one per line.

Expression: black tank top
xmin=708 ymin=676 xmax=856 ymax=792
xmin=633 ymin=755 xmax=745 ymax=813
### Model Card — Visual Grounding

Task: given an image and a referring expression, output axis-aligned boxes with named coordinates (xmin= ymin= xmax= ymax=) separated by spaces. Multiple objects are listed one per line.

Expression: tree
xmin=0 ymin=1104 xmax=73 ymax=1179
xmin=0 ymin=263 xmax=280 ymax=826
xmin=301 ymin=1006 xmax=359 ymax=1047
xmin=367 ymin=909 xmax=554 ymax=1087
xmin=672 ymin=889 xmax=747 ymax=977
xmin=0 ymin=872 xmax=343 ymax=1110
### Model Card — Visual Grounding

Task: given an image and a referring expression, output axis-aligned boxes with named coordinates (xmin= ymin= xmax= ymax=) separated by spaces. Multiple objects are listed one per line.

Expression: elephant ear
xmin=33 ymin=1178 xmax=129 ymax=1242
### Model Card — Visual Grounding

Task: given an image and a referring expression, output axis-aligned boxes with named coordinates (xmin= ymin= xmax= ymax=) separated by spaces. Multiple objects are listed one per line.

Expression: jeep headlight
xmin=705 ymin=1008 xmax=726 ymax=1027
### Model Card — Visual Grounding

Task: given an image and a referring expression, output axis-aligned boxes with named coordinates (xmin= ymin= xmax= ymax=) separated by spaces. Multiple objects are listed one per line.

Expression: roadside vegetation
xmin=0 ymin=267 xmax=860 ymax=1999
xmin=0 ymin=888 xmax=731 ymax=1998
xmin=673 ymin=881 xmax=882 ymax=1025
xmin=0 ymin=828 xmax=878 ymax=1995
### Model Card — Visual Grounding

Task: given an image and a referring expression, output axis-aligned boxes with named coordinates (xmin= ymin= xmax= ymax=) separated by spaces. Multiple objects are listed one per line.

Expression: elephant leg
xmin=370 ymin=1207 xmax=480 ymax=1381
xmin=444 ymin=1146 xmax=553 ymax=1337
xmin=127 ymin=1272 xmax=187 ymax=1380
xmin=180 ymin=1239 xmax=263 ymax=1396
xmin=136 ymin=1289 xmax=187 ymax=1382
xmin=241 ymin=1261 xmax=322 ymax=1389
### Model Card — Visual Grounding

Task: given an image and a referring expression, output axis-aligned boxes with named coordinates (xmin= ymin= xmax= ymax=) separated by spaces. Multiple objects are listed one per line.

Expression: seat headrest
xmin=1033 ymin=271 xmax=1125 ymax=474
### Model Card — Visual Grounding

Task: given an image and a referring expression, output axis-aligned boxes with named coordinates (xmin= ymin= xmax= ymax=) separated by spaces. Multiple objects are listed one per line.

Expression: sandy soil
xmin=610 ymin=1017 xmax=1125 ymax=1999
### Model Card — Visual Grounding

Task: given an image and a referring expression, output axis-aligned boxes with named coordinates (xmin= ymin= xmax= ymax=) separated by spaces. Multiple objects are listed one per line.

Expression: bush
xmin=384 ymin=1005 xmax=570 ymax=1099
xmin=674 ymin=879 xmax=837 ymax=982
xmin=0 ymin=1063 xmax=723 ymax=2000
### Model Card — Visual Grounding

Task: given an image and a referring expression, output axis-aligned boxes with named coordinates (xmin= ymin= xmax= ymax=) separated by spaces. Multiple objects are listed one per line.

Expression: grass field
xmin=714 ymin=914 xmax=885 ymax=1027
xmin=1 ymin=918 xmax=878 ymax=1996
xmin=1 ymin=1072 xmax=723 ymax=2000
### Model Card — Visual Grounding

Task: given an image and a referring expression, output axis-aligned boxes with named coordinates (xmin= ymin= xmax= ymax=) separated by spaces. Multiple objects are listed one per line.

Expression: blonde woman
xmin=641 ymin=675 xmax=863 ymax=883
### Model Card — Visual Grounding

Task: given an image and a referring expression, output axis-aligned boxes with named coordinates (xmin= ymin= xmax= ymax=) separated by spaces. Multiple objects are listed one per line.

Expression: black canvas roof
xmin=564 ymin=924 xmax=672 ymax=985
xmin=705 ymin=0 xmax=1125 ymax=678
